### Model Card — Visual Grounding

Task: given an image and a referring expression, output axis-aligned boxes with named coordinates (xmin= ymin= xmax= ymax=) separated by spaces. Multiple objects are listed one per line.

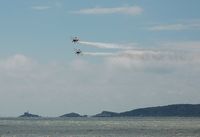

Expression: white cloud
xmin=149 ymin=22 xmax=200 ymax=31
xmin=149 ymin=24 xmax=186 ymax=31
xmin=72 ymin=6 xmax=143 ymax=15
xmin=31 ymin=1 xmax=63 ymax=11
xmin=32 ymin=6 xmax=51 ymax=11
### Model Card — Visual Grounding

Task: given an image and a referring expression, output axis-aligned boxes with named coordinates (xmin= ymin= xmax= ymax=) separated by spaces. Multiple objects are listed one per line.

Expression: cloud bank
xmin=0 ymin=51 xmax=200 ymax=117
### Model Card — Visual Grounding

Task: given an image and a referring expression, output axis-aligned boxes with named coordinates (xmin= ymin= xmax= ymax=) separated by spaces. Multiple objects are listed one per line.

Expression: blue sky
xmin=0 ymin=0 xmax=200 ymax=116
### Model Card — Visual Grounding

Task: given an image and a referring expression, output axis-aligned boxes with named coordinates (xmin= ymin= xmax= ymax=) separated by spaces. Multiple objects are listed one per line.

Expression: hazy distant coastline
xmin=17 ymin=104 xmax=200 ymax=118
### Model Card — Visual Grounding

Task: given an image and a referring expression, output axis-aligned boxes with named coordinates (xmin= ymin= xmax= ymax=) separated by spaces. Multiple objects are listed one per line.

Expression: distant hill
xmin=60 ymin=112 xmax=87 ymax=118
xmin=119 ymin=104 xmax=200 ymax=117
xmin=17 ymin=104 xmax=200 ymax=118
xmin=19 ymin=112 xmax=40 ymax=118
xmin=93 ymin=104 xmax=200 ymax=117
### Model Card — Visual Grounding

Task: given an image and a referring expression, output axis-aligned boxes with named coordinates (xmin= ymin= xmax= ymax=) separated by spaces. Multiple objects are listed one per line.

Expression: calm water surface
xmin=0 ymin=117 xmax=200 ymax=137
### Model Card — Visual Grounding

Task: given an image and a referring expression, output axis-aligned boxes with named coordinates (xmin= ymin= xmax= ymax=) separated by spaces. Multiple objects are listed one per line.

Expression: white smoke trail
xmin=78 ymin=41 xmax=136 ymax=50
xmin=83 ymin=52 xmax=115 ymax=56
xmin=81 ymin=50 xmax=198 ymax=62
xmin=82 ymin=50 xmax=162 ymax=58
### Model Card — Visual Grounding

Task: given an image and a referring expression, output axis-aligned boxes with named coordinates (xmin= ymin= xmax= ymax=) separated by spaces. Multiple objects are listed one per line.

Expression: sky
xmin=0 ymin=0 xmax=200 ymax=117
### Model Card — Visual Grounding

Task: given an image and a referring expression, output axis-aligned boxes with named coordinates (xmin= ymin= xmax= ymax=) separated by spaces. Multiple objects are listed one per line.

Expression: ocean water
xmin=0 ymin=117 xmax=200 ymax=137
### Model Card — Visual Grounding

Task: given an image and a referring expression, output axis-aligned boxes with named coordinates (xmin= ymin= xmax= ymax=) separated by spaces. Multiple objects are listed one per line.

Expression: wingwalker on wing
xmin=71 ymin=37 xmax=79 ymax=44
xmin=74 ymin=49 xmax=82 ymax=55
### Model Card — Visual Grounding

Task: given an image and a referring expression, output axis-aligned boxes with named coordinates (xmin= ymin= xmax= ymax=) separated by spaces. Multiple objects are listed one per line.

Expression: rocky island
xmin=60 ymin=112 xmax=87 ymax=117
xmin=93 ymin=111 xmax=119 ymax=117
xmin=19 ymin=112 xmax=40 ymax=118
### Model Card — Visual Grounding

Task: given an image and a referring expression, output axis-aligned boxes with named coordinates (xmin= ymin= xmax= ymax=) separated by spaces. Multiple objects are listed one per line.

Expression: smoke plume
xmin=81 ymin=50 xmax=199 ymax=63
xmin=78 ymin=41 xmax=135 ymax=50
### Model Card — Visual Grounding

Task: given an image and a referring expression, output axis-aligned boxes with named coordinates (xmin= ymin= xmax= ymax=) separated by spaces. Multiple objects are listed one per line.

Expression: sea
xmin=0 ymin=117 xmax=200 ymax=137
